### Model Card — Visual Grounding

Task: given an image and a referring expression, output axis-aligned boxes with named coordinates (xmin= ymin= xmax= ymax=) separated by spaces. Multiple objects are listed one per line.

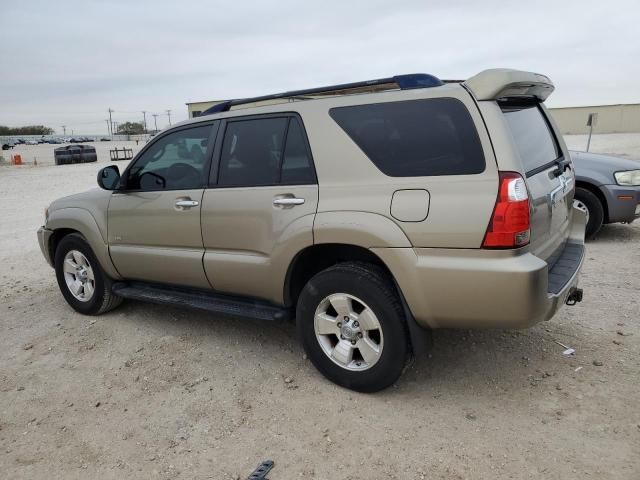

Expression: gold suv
xmin=38 ymin=69 xmax=586 ymax=392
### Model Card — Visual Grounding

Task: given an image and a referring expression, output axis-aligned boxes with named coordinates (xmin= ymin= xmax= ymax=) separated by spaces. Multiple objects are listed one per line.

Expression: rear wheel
xmin=296 ymin=262 xmax=408 ymax=392
xmin=574 ymin=187 xmax=604 ymax=238
xmin=54 ymin=233 xmax=122 ymax=315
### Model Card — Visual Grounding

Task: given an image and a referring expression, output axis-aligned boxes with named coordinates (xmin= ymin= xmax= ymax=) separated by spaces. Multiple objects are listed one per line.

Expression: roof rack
xmin=202 ymin=73 xmax=444 ymax=115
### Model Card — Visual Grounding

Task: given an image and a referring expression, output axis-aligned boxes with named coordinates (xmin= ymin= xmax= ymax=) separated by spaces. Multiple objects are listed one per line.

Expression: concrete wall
xmin=549 ymin=104 xmax=640 ymax=135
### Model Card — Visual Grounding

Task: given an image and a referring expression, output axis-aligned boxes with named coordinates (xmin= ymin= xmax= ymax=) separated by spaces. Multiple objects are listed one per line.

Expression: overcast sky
xmin=1 ymin=0 xmax=638 ymax=134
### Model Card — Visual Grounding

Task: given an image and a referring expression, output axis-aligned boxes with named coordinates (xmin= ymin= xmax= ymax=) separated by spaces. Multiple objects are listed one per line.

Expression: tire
xmin=296 ymin=262 xmax=409 ymax=392
xmin=54 ymin=233 xmax=122 ymax=315
xmin=574 ymin=187 xmax=604 ymax=238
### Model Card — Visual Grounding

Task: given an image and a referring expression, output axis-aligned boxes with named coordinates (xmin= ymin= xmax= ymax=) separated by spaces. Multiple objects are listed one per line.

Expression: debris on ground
xmin=554 ymin=340 xmax=575 ymax=356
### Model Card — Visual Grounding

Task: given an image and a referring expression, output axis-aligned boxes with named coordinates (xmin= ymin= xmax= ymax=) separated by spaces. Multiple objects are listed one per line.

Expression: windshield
xmin=501 ymin=104 xmax=560 ymax=173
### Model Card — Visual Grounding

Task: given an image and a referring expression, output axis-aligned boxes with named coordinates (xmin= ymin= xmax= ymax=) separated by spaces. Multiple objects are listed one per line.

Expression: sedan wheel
xmin=573 ymin=199 xmax=590 ymax=223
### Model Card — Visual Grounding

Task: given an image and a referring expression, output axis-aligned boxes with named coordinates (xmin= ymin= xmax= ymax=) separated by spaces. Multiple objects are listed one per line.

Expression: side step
xmin=112 ymin=282 xmax=290 ymax=322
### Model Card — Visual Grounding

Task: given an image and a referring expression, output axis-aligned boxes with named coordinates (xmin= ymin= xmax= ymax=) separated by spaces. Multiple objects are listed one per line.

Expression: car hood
xmin=569 ymin=150 xmax=640 ymax=185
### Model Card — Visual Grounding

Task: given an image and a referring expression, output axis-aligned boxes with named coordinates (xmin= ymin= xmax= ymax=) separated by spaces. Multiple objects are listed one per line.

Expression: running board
xmin=112 ymin=282 xmax=289 ymax=322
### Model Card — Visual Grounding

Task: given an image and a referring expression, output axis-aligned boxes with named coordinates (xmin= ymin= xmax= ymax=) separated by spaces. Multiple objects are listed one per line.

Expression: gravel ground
xmin=0 ymin=136 xmax=639 ymax=479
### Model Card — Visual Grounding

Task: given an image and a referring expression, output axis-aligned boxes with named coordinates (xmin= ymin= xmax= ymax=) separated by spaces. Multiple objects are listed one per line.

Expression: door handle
xmin=273 ymin=197 xmax=305 ymax=207
xmin=175 ymin=199 xmax=199 ymax=208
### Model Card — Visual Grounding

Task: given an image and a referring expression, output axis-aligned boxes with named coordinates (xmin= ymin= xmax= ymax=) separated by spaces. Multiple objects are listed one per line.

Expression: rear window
xmin=329 ymin=98 xmax=485 ymax=177
xmin=501 ymin=104 xmax=560 ymax=172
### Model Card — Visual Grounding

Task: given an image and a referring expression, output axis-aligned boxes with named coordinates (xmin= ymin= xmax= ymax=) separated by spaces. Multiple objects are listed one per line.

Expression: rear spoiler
xmin=464 ymin=69 xmax=554 ymax=102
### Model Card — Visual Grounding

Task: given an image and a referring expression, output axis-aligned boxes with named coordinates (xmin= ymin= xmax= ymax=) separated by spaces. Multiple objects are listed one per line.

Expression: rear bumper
xmin=601 ymin=184 xmax=640 ymax=223
xmin=37 ymin=226 xmax=54 ymax=267
xmin=373 ymin=207 xmax=587 ymax=329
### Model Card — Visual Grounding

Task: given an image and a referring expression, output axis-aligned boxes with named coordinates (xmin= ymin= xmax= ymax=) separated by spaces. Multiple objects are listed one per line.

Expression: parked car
xmin=2 ymin=140 xmax=16 ymax=150
xmin=37 ymin=69 xmax=586 ymax=392
xmin=570 ymin=150 xmax=640 ymax=237
xmin=25 ymin=139 xmax=39 ymax=145
xmin=100 ymin=137 xmax=112 ymax=142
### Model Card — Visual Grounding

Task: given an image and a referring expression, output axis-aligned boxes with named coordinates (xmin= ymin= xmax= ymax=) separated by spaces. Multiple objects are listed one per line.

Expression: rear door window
xmin=217 ymin=116 xmax=315 ymax=187
xmin=281 ymin=117 xmax=315 ymax=184
xmin=501 ymin=104 xmax=560 ymax=173
xmin=329 ymin=98 xmax=485 ymax=177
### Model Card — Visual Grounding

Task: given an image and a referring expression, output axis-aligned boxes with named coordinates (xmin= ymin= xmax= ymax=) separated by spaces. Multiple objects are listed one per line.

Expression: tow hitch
xmin=566 ymin=287 xmax=583 ymax=306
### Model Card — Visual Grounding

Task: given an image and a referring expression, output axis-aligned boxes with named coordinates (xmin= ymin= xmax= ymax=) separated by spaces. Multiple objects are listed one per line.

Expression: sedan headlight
xmin=614 ymin=170 xmax=640 ymax=186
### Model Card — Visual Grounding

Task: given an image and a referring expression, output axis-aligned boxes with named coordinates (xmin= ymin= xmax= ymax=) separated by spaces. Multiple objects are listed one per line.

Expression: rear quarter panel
xmin=302 ymin=84 xmax=499 ymax=248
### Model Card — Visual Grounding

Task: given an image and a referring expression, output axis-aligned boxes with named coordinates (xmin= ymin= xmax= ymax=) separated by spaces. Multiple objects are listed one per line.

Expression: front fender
xmin=47 ymin=207 xmax=122 ymax=280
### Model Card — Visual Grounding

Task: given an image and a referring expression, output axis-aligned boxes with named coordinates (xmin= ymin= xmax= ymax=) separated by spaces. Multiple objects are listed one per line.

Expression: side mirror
xmin=97 ymin=165 xmax=121 ymax=190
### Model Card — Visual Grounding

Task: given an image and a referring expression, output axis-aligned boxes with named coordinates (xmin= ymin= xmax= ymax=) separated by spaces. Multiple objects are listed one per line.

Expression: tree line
xmin=0 ymin=125 xmax=55 ymax=135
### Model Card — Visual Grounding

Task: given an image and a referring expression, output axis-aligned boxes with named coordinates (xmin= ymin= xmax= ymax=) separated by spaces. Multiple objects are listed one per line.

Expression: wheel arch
xmin=47 ymin=208 xmax=122 ymax=280
xmin=283 ymin=243 xmax=393 ymax=309
xmin=575 ymin=181 xmax=609 ymax=223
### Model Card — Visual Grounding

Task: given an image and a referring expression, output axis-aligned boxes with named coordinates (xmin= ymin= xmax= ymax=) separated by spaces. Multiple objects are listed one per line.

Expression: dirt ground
xmin=0 ymin=136 xmax=639 ymax=479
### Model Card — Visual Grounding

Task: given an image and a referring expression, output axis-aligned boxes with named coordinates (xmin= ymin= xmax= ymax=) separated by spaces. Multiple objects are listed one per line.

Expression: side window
xmin=329 ymin=98 xmax=485 ymax=177
xmin=281 ymin=118 xmax=315 ymax=184
xmin=126 ymin=124 xmax=213 ymax=190
xmin=218 ymin=117 xmax=288 ymax=187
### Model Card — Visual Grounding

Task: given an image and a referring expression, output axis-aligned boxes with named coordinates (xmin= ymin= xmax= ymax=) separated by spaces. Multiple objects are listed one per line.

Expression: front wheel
xmin=574 ymin=187 xmax=604 ymax=238
xmin=54 ymin=233 xmax=122 ymax=315
xmin=296 ymin=262 xmax=409 ymax=392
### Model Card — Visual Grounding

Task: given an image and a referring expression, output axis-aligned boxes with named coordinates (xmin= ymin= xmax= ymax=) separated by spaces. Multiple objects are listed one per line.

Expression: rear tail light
xmin=482 ymin=172 xmax=530 ymax=248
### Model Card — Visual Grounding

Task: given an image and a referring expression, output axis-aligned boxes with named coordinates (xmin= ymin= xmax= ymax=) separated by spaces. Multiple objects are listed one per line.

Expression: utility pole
xmin=108 ymin=108 xmax=114 ymax=137
xmin=61 ymin=125 xmax=66 ymax=136
xmin=152 ymin=114 xmax=159 ymax=133
xmin=166 ymin=109 xmax=172 ymax=126
xmin=105 ymin=120 xmax=110 ymax=136
xmin=141 ymin=111 xmax=147 ymax=134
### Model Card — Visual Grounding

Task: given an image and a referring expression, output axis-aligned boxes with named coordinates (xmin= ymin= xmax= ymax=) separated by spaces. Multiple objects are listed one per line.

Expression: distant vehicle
xmin=25 ymin=139 xmax=39 ymax=145
xmin=2 ymin=140 xmax=16 ymax=150
xmin=571 ymin=150 xmax=640 ymax=237
xmin=46 ymin=138 xmax=63 ymax=144
xmin=100 ymin=137 xmax=112 ymax=141
xmin=14 ymin=138 xmax=26 ymax=144
xmin=69 ymin=138 xmax=84 ymax=143
xmin=37 ymin=137 xmax=48 ymax=144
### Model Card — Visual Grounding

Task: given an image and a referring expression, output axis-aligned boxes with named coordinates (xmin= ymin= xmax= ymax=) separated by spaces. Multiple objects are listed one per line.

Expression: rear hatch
xmin=500 ymin=102 xmax=574 ymax=262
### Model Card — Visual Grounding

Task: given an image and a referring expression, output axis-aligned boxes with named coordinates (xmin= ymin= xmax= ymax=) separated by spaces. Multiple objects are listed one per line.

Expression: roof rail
xmin=202 ymin=73 xmax=444 ymax=115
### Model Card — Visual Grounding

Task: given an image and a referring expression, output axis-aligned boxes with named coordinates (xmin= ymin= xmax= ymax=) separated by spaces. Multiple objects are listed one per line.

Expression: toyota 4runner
xmin=38 ymin=69 xmax=586 ymax=392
